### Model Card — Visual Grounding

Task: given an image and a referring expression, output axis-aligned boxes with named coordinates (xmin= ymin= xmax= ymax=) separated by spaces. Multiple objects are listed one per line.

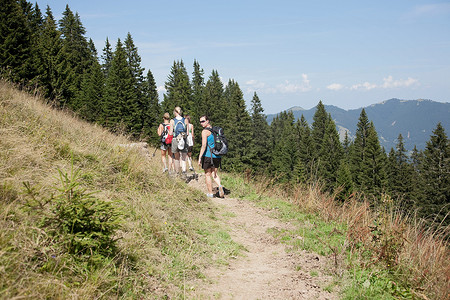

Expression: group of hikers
xmin=157 ymin=106 xmax=225 ymax=198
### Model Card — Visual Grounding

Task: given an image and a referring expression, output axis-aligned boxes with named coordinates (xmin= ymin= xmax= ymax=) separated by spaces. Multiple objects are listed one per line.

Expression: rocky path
xmin=188 ymin=175 xmax=338 ymax=299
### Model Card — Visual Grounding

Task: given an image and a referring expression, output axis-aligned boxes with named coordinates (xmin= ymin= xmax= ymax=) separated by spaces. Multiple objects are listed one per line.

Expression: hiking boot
xmin=218 ymin=185 xmax=225 ymax=198
xmin=163 ymin=168 xmax=168 ymax=173
xmin=189 ymin=167 xmax=195 ymax=171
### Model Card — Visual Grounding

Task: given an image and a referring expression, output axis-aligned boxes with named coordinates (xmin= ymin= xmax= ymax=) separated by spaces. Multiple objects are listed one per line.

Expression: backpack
xmin=160 ymin=124 xmax=169 ymax=144
xmin=207 ymin=126 xmax=228 ymax=156
xmin=173 ymin=117 xmax=186 ymax=137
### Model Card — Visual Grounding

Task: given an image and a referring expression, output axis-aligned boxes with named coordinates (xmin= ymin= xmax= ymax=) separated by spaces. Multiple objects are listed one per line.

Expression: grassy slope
xmin=0 ymin=81 xmax=241 ymax=298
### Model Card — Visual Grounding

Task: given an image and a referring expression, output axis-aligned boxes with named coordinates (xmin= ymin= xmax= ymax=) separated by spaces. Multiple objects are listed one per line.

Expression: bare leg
xmin=161 ymin=149 xmax=167 ymax=171
xmin=168 ymin=148 xmax=173 ymax=172
xmin=173 ymin=152 xmax=181 ymax=173
xmin=205 ymin=168 xmax=213 ymax=195
xmin=180 ymin=152 xmax=187 ymax=172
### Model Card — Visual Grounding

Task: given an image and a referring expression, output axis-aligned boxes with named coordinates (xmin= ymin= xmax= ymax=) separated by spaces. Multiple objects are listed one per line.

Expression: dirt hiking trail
xmin=188 ymin=174 xmax=338 ymax=300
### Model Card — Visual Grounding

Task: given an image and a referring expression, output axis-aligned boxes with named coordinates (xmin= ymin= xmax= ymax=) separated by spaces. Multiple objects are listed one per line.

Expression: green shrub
xmin=25 ymin=162 xmax=122 ymax=262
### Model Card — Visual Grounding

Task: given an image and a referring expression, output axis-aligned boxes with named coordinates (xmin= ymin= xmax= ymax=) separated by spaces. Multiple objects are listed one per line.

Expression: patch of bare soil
xmin=187 ymin=174 xmax=338 ymax=300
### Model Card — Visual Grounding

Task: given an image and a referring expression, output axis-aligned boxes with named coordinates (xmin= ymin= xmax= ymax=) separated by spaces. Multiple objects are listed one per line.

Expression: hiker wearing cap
xmin=169 ymin=106 xmax=188 ymax=175
xmin=198 ymin=115 xmax=224 ymax=198
xmin=157 ymin=113 xmax=173 ymax=173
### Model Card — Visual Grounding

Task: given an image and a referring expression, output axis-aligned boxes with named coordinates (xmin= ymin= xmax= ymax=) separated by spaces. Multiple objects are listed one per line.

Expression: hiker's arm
xmin=157 ymin=124 xmax=162 ymax=136
xmin=198 ymin=129 xmax=208 ymax=165
xmin=168 ymin=120 xmax=174 ymax=135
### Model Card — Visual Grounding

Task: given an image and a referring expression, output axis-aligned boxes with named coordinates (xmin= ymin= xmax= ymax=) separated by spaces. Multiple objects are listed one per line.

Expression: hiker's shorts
xmin=201 ymin=156 xmax=221 ymax=170
xmin=160 ymin=142 xmax=170 ymax=151
xmin=171 ymin=136 xmax=188 ymax=153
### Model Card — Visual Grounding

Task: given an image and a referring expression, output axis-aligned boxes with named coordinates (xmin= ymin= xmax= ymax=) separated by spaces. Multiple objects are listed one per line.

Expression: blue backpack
xmin=173 ymin=117 xmax=186 ymax=137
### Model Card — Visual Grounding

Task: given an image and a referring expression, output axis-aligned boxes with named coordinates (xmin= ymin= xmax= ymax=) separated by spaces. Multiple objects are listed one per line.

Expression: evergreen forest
xmin=1 ymin=0 xmax=449 ymax=229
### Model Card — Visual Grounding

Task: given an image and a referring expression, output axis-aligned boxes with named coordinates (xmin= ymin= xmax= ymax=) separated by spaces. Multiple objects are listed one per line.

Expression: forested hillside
xmin=1 ymin=0 xmax=448 ymax=228
xmin=267 ymin=98 xmax=450 ymax=151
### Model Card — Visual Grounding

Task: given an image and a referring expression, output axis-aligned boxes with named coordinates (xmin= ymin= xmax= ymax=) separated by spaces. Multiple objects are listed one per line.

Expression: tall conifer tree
xmin=249 ymin=92 xmax=271 ymax=173
xmin=292 ymin=115 xmax=314 ymax=183
xmin=359 ymin=122 xmax=387 ymax=200
xmin=221 ymin=80 xmax=252 ymax=171
xmin=349 ymin=108 xmax=371 ymax=189
xmin=386 ymin=134 xmax=414 ymax=208
xmin=124 ymin=33 xmax=146 ymax=137
xmin=270 ymin=111 xmax=296 ymax=182
xmin=0 ymin=0 xmax=32 ymax=82
xmin=318 ymin=115 xmax=343 ymax=190
xmin=418 ymin=123 xmax=450 ymax=226
xmin=56 ymin=5 xmax=92 ymax=108
xmin=162 ymin=60 xmax=191 ymax=114
xmin=103 ymin=39 xmax=136 ymax=131
xmin=36 ymin=6 xmax=62 ymax=100
xmin=142 ymin=69 xmax=161 ymax=144
xmin=101 ymin=37 xmax=113 ymax=78
xmin=202 ymin=70 xmax=223 ymax=123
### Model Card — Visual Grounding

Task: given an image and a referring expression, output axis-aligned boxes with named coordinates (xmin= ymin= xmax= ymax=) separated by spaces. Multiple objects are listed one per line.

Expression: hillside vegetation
xmin=0 ymin=81 xmax=243 ymax=298
xmin=1 ymin=81 xmax=449 ymax=299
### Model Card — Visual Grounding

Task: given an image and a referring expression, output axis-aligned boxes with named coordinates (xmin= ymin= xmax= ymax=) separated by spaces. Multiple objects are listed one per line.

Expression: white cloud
xmin=157 ymin=85 xmax=166 ymax=93
xmin=382 ymin=75 xmax=418 ymax=88
xmin=350 ymin=82 xmax=377 ymax=91
xmin=246 ymin=79 xmax=266 ymax=89
xmin=347 ymin=76 xmax=418 ymax=91
xmin=277 ymin=74 xmax=312 ymax=93
xmin=326 ymin=83 xmax=344 ymax=91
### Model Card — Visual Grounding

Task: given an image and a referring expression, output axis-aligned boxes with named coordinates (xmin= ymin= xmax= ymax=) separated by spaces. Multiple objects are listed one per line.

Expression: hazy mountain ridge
xmin=266 ymin=98 xmax=450 ymax=151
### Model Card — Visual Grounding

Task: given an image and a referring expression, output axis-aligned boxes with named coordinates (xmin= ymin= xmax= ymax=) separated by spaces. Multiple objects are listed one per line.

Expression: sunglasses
xmin=200 ymin=120 xmax=206 ymax=123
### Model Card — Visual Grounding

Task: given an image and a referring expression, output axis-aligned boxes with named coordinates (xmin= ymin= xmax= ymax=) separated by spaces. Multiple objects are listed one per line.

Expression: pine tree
xmin=386 ymin=134 xmax=414 ymax=208
xmin=335 ymin=159 xmax=354 ymax=201
xmin=56 ymin=5 xmax=93 ymax=108
xmin=103 ymin=38 xmax=136 ymax=131
xmin=162 ymin=60 xmax=192 ymax=114
xmin=124 ymin=32 xmax=146 ymax=137
xmin=0 ymin=0 xmax=33 ymax=82
xmin=410 ymin=145 xmax=424 ymax=205
xmin=190 ymin=60 xmax=204 ymax=119
xmin=18 ymin=0 xmax=42 ymax=85
xmin=202 ymin=70 xmax=224 ymax=122
xmin=141 ymin=69 xmax=161 ymax=144
xmin=349 ymin=108 xmax=371 ymax=189
xmin=191 ymin=60 xmax=205 ymax=152
xmin=317 ymin=114 xmax=343 ymax=190
xmin=75 ymin=60 xmax=105 ymax=123
xmin=359 ymin=122 xmax=387 ymax=200
xmin=36 ymin=5 xmax=62 ymax=100
xmin=249 ymin=92 xmax=272 ymax=173
xmin=270 ymin=111 xmax=296 ymax=182
xmin=418 ymin=123 xmax=450 ymax=226
xmin=101 ymin=37 xmax=113 ymax=78
xmin=221 ymin=80 xmax=252 ymax=172
xmin=292 ymin=115 xmax=314 ymax=183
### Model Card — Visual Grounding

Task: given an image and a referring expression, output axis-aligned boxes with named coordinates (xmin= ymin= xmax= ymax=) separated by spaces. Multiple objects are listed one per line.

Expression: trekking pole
xmin=152 ymin=146 xmax=158 ymax=157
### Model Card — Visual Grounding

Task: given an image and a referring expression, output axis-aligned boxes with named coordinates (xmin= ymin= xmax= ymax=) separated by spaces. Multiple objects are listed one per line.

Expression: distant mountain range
xmin=266 ymin=98 xmax=450 ymax=151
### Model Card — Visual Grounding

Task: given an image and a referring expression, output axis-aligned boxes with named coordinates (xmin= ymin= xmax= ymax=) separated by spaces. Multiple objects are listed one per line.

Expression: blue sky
xmin=35 ymin=0 xmax=450 ymax=114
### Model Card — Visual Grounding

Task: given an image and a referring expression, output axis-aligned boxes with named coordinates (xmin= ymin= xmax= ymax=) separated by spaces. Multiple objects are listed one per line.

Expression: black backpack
xmin=207 ymin=126 xmax=228 ymax=156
